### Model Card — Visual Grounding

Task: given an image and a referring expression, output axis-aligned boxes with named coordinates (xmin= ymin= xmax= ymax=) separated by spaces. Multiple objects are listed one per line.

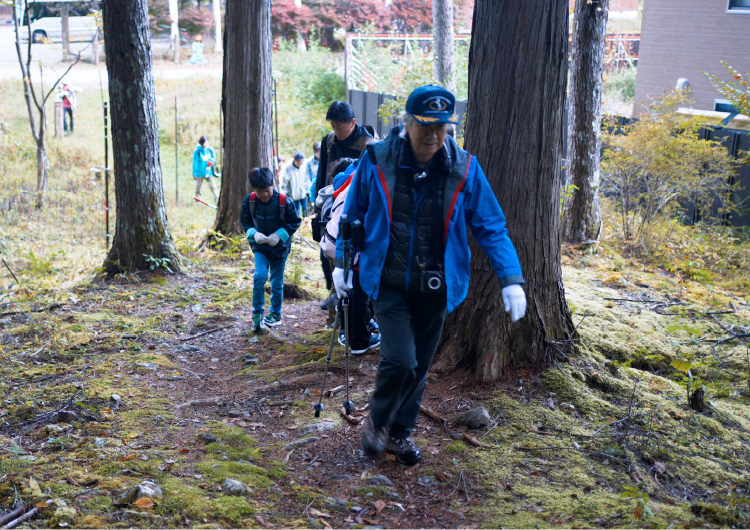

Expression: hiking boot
xmin=351 ymin=333 xmax=380 ymax=355
xmin=385 ymin=436 xmax=421 ymax=465
xmin=252 ymin=314 xmax=262 ymax=332
xmin=319 ymin=300 xmax=328 ymax=310
xmin=263 ymin=312 xmax=282 ymax=327
xmin=361 ymin=416 xmax=387 ymax=456
xmin=367 ymin=318 xmax=380 ymax=333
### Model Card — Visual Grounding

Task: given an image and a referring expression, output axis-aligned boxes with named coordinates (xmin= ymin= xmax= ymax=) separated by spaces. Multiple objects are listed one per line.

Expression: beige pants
xmin=194 ymin=176 xmax=219 ymax=201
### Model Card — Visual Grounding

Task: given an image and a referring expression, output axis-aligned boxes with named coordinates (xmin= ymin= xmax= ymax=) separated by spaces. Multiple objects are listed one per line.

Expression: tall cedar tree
xmin=102 ymin=0 xmax=181 ymax=273
xmin=214 ymin=0 xmax=273 ymax=235
xmin=434 ymin=0 xmax=575 ymax=380
xmin=432 ymin=0 xmax=455 ymax=91
xmin=562 ymin=0 xmax=608 ymax=244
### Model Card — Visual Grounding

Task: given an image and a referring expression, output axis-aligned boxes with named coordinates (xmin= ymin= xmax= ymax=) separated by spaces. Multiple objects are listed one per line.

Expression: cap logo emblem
xmin=426 ymin=97 xmax=449 ymax=111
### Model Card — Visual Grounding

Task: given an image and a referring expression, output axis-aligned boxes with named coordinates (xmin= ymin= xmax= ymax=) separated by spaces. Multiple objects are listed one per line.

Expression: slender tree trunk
xmin=169 ymin=0 xmax=179 ymax=63
xmin=432 ymin=0 xmax=455 ymax=91
xmin=562 ymin=0 xmax=608 ymax=244
xmin=102 ymin=0 xmax=180 ymax=273
xmin=212 ymin=0 xmax=222 ymax=53
xmin=434 ymin=0 xmax=575 ymax=381
xmin=214 ymin=0 xmax=273 ymax=236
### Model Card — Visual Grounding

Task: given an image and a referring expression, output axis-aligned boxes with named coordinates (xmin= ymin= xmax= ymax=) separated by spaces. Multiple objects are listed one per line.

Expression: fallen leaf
xmin=309 ymin=508 xmax=331 ymax=518
xmin=120 ymin=454 xmax=136 ymax=462
xmin=134 ymin=497 xmax=154 ymax=509
xmin=320 ymin=518 xmax=331 ymax=528
xmin=178 ymin=448 xmax=190 ymax=454
xmin=374 ymin=500 xmax=386 ymax=514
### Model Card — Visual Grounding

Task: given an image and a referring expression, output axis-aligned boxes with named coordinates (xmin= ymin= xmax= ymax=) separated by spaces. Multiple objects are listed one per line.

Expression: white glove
xmin=266 ymin=233 xmax=281 ymax=247
xmin=253 ymin=232 xmax=269 ymax=245
xmin=502 ymin=284 xmax=526 ymax=322
xmin=332 ymin=267 xmax=353 ymax=299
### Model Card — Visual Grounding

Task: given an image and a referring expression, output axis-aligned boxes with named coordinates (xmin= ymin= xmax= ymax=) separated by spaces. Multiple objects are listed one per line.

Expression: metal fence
xmin=348 ymin=89 xmax=468 ymax=140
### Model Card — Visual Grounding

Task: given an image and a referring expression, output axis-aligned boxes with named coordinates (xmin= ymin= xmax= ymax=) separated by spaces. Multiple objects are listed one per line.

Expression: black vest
xmin=368 ymin=127 xmax=470 ymax=293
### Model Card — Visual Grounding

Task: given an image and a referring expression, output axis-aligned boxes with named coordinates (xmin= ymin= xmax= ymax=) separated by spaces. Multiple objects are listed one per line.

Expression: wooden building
xmin=635 ymin=0 xmax=750 ymax=111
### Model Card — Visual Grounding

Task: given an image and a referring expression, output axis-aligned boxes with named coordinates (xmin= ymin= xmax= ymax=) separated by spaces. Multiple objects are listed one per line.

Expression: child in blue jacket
xmin=241 ymin=168 xmax=301 ymax=331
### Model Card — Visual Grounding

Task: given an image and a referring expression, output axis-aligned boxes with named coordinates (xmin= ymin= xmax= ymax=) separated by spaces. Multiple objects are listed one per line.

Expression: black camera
xmin=419 ymin=271 xmax=446 ymax=294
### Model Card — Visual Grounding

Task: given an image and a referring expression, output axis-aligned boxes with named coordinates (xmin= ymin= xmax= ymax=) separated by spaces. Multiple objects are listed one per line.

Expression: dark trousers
xmin=343 ymin=269 xmax=372 ymax=350
xmin=370 ymin=285 xmax=447 ymax=439
xmin=63 ymin=107 xmax=73 ymax=132
xmin=320 ymin=249 xmax=333 ymax=290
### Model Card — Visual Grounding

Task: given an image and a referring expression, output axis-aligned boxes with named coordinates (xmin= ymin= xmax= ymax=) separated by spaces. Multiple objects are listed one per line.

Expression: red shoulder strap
xmin=278 ymin=193 xmax=286 ymax=205
xmin=250 ymin=192 xmax=256 ymax=201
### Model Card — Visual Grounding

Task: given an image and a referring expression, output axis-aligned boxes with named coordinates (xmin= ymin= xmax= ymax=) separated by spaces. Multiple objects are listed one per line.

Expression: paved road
xmin=0 ymin=25 xmax=221 ymax=87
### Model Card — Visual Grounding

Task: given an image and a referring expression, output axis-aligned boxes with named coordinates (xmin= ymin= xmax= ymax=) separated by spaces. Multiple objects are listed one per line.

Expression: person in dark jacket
xmin=241 ymin=168 xmax=301 ymax=331
xmin=334 ymin=86 xmax=527 ymax=465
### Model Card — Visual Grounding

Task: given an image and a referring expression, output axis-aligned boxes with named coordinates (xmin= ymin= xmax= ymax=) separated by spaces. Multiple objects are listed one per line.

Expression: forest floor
xmin=2 ymin=234 xmax=750 ymax=529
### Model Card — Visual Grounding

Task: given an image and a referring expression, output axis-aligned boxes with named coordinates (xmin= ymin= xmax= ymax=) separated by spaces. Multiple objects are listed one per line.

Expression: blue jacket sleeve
xmin=463 ymin=159 xmax=524 ymax=286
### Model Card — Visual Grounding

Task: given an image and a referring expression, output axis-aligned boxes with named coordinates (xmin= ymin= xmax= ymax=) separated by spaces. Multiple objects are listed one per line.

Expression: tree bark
xmin=561 ymin=0 xmax=608 ymax=244
xmin=434 ymin=0 xmax=575 ymax=381
xmin=102 ymin=0 xmax=180 ymax=273
xmin=214 ymin=0 xmax=273 ymax=236
xmin=432 ymin=0 xmax=455 ymax=91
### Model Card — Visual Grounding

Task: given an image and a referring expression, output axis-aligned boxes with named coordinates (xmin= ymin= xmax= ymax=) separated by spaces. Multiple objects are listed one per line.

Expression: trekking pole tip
xmin=314 ymin=403 xmax=324 ymax=417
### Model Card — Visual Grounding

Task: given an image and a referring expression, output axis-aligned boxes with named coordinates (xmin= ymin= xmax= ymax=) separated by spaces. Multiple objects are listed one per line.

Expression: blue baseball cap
xmin=405 ymin=85 xmax=459 ymax=125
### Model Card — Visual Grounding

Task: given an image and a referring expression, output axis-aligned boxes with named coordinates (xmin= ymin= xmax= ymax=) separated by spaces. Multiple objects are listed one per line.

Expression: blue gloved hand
xmin=502 ymin=284 xmax=526 ymax=322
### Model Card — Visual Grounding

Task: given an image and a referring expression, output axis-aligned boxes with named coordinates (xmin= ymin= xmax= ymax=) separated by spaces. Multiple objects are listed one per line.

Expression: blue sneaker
xmin=367 ymin=319 xmax=379 ymax=333
xmin=351 ymin=333 xmax=380 ymax=355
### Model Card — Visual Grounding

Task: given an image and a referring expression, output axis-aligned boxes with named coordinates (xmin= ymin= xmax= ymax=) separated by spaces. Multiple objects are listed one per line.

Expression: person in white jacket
xmin=280 ymin=151 xmax=309 ymax=217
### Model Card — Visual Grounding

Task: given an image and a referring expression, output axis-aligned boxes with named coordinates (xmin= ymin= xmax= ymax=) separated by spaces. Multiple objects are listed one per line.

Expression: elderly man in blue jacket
xmin=333 ymin=85 xmax=527 ymax=465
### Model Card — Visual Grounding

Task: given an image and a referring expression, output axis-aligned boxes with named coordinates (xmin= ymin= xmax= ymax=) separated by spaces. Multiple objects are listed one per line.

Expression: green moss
xmin=157 ymin=477 xmax=212 ymax=519
xmin=444 ymin=440 xmax=467 ymax=453
xmin=81 ymin=495 xmax=113 ymax=512
xmin=147 ymin=276 xmax=168 ymax=285
xmin=212 ymin=496 xmax=255 ymax=523
xmin=691 ymin=501 xmax=743 ymax=527
xmin=194 ymin=460 xmax=272 ymax=488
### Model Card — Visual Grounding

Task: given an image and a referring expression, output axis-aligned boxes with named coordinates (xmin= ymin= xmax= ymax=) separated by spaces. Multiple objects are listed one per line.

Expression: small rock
xmin=323 ymin=474 xmax=354 ymax=483
xmin=244 ymin=358 xmax=260 ymax=366
xmin=110 ymin=394 xmax=123 ymax=407
xmin=323 ymin=496 xmax=349 ymax=513
xmin=450 ymin=432 xmax=464 ymax=439
xmin=222 ymin=478 xmax=247 ymax=496
xmin=94 ymin=438 xmax=106 ymax=448
xmin=457 ymin=407 xmax=491 ymax=429
xmin=119 ymin=480 xmax=162 ymax=506
xmin=135 ymin=362 xmax=159 ymax=371
xmin=284 ymin=437 xmax=320 ymax=450
xmin=366 ymin=474 xmax=393 ymax=487
xmin=191 ymin=304 xmax=202 ymax=312
xmin=417 ymin=475 xmax=439 ymax=488
xmin=175 ymin=344 xmax=204 ymax=353
xmin=46 ymin=424 xmax=66 ymax=434
xmin=350 ymin=506 xmax=363 ymax=513
xmin=198 ymin=433 xmax=219 ymax=444
xmin=56 ymin=410 xmax=79 ymax=423
xmin=300 ymin=420 xmax=336 ymax=435
xmin=248 ymin=336 xmax=259 ymax=344
xmin=226 ymin=409 xmax=247 ymax=418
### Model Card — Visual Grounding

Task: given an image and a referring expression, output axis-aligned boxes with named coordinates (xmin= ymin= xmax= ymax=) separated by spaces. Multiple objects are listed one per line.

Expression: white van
xmin=20 ymin=14 xmax=98 ymax=43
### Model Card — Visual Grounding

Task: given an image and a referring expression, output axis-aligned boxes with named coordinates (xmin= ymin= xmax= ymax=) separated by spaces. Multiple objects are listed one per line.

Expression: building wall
xmin=635 ymin=0 xmax=750 ymax=111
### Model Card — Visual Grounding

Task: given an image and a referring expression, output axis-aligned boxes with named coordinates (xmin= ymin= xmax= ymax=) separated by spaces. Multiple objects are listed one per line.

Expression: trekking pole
xmin=340 ymin=216 xmax=354 ymax=415
xmin=314 ymin=307 xmax=341 ymax=417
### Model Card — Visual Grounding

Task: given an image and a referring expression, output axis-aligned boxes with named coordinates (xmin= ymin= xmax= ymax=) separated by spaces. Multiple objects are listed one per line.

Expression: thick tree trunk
xmin=102 ymin=0 xmax=180 ymax=273
xmin=214 ymin=0 xmax=273 ymax=236
xmin=432 ymin=0 xmax=455 ymax=91
xmin=562 ymin=0 xmax=608 ymax=244
xmin=434 ymin=0 xmax=575 ymax=381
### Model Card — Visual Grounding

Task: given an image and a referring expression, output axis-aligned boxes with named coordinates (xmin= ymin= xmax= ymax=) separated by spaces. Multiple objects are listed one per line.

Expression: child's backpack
xmin=247 ymin=191 xmax=287 ymax=228
xmin=313 ymin=184 xmax=335 ymax=239
xmin=320 ymin=175 xmax=353 ymax=260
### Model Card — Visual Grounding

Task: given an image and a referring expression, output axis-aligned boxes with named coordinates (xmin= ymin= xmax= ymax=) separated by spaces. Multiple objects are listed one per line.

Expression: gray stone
xmin=135 ymin=362 xmax=159 ymax=371
xmin=366 ymin=474 xmax=393 ymax=487
xmin=451 ymin=432 xmax=465 ymax=439
xmin=284 ymin=437 xmax=320 ymax=450
xmin=300 ymin=420 xmax=336 ymax=435
xmin=198 ymin=433 xmax=219 ymax=444
xmin=56 ymin=410 xmax=79 ymax=423
xmin=175 ymin=344 xmax=204 ymax=353
xmin=417 ymin=475 xmax=438 ymax=488
xmin=323 ymin=496 xmax=349 ymax=513
xmin=110 ymin=394 xmax=123 ymax=407
xmin=46 ymin=424 xmax=66 ymax=434
xmin=119 ymin=480 xmax=163 ymax=505
xmin=222 ymin=478 xmax=247 ymax=496
xmin=244 ymin=357 xmax=260 ymax=366
xmin=94 ymin=437 xmax=106 ymax=448
xmin=457 ymin=407 xmax=491 ymax=429
xmin=323 ymin=474 xmax=354 ymax=483
xmin=350 ymin=506 xmax=363 ymax=513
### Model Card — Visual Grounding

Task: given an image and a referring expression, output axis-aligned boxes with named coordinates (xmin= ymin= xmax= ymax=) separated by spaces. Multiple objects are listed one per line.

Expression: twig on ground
xmin=419 ymin=405 xmax=447 ymax=423
xmin=1 ymin=258 xmax=19 ymax=283
xmin=179 ymin=324 xmax=233 ymax=341
xmin=462 ymin=433 xmax=490 ymax=448
xmin=0 ymin=505 xmax=27 ymax=527
xmin=3 ymin=506 xmax=39 ymax=529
